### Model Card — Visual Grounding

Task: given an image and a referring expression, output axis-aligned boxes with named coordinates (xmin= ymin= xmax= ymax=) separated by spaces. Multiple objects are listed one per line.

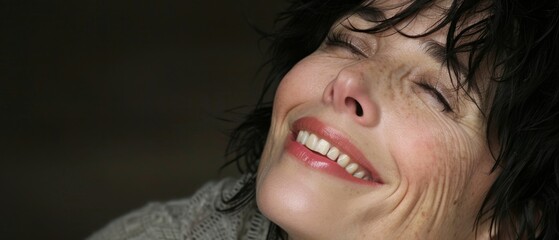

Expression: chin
xmin=256 ymin=173 xmax=338 ymax=240
xmin=256 ymin=151 xmax=360 ymax=240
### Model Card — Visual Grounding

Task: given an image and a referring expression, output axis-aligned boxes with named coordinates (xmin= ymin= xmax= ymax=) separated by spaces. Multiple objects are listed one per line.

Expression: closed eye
xmin=416 ymin=81 xmax=453 ymax=113
xmin=325 ymin=32 xmax=369 ymax=58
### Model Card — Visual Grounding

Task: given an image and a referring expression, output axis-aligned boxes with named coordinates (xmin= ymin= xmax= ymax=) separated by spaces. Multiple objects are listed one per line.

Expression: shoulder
xmin=87 ymin=176 xmax=268 ymax=240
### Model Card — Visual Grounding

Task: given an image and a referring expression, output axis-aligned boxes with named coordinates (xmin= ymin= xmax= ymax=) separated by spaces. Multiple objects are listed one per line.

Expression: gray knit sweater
xmin=87 ymin=176 xmax=270 ymax=240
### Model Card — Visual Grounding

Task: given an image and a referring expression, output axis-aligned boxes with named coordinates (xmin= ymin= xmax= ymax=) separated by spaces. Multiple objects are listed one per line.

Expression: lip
xmin=285 ymin=116 xmax=383 ymax=186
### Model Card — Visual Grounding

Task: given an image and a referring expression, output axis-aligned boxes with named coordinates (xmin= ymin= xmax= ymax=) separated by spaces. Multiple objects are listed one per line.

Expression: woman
xmin=89 ymin=0 xmax=559 ymax=239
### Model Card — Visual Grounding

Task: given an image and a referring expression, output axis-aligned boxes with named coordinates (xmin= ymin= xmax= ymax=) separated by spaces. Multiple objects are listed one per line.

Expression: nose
xmin=322 ymin=64 xmax=379 ymax=127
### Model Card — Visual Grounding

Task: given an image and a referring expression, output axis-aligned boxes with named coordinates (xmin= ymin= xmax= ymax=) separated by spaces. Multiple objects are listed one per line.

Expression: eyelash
xmin=416 ymin=80 xmax=453 ymax=112
xmin=325 ymin=32 xmax=367 ymax=57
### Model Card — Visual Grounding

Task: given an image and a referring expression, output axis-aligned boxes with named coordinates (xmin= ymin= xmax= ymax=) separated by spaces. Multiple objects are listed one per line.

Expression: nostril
xmin=344 ymin=97 xmax=364 ymax=117
xmin=355 ymin=101 xmax=363 ymax=117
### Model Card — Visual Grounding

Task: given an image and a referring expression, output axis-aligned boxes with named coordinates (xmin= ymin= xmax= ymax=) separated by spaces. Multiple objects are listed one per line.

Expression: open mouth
xmin=296 ymin=130 xmax=373 ymax=181
xmin=287 ymin=117 xmax=383 ymax=185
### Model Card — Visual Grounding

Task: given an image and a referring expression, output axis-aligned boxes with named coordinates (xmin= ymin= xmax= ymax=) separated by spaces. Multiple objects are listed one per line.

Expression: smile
xmin=296 ymin=130 xmax=372 ymax=181
xmin=286 ymin=117 xmax=382 ymax=185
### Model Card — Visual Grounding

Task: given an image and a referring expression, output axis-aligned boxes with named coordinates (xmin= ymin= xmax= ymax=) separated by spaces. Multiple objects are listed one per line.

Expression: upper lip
xmin=291 ymin=116 xmax=383 ymax=184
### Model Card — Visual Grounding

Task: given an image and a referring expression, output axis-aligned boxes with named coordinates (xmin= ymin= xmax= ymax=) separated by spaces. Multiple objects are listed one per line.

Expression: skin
xmin=256 ymin=2 xmax=498 ymax=239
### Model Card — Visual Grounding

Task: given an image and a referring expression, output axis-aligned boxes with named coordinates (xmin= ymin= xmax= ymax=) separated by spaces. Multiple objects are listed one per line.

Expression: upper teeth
xmin=296 ymin=130 xmax=370 ymax=181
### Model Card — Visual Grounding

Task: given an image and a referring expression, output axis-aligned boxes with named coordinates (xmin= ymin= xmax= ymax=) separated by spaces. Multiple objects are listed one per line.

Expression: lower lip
xmin=285 ymin=133 xmax=376 ymax=186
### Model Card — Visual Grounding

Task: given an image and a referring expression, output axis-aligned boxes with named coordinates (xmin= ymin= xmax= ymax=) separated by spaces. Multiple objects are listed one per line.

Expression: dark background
xmin=1 ymin=0 xmax=283 ymax=239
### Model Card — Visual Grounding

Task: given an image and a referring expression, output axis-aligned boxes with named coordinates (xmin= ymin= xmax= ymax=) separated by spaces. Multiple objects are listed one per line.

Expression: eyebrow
xmin=423 ymin=40 xmax=468 ymax=79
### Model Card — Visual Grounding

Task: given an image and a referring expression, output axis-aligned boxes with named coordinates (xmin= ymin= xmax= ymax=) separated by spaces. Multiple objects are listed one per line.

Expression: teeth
xmin=315 ymin=139 xmax=330 ymax=155
xmin=296 ymin=130 xmax=309 ymax=144
xmin=337 ymin=154 xmax=350 ymax=168
xmin=345 ymin=163 xmax=359 ymax=175
xmin=305 ymin=134 xmax=319 ymax=151
xmin=353 ymin=171 xmax=365 ymax=179
xmin=296 ymin=130 xmax=371 ymax=181
xmin=326 ymin=147 xmax=340 ymax=161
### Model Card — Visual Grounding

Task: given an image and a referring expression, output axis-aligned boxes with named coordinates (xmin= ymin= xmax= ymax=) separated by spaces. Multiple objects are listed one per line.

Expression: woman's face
xmin=256 ymin=3 xmax=497 ymax=240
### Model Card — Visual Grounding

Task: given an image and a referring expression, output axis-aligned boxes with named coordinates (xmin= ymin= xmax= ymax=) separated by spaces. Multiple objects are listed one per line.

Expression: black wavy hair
xmin=220 ymin=0 xmax=559 ymax=239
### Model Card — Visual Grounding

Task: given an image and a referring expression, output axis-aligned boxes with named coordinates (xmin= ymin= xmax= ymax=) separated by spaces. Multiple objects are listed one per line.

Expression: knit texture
xmin=87 ymin=175 xmax=269 ymax=240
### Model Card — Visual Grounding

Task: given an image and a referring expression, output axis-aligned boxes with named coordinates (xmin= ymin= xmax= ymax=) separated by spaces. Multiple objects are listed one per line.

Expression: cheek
xmin=382 ymin=115 xmax=495 ymax=234
xmin=388 ymin=113 xmax=487 ymax=193
xmin=273 ymin=77 xmax=303 ymax=115
xmin=273 ymin=56 xmax=338 ymax=117
xmin=258 ymin=57 xmax=336 ymax=189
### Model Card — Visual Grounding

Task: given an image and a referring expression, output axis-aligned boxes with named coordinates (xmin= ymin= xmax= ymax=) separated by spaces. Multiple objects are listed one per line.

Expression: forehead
xmin=359 ymin=0 xmax=485 ymax=28
xmin=361 ymin=0 xmax=491 ymax=28
xmin=365 ymin=0 xmax=453 ymax=14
